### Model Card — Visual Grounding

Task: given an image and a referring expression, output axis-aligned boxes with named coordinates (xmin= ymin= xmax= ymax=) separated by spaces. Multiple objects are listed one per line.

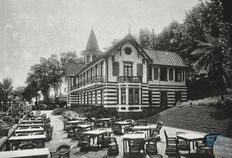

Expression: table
xmin=15 ymin=127 xmax=44 ymax=134
xmin=97 ymin=118 xmax=112 ymax=128
xmin=132 ymin=125 xmax=157 ymax=138
xmin=122 ymin=133 xmax=146 ymax=153
xmin=66 ymin=120 xmax=82 ymax=125
xmin=20 ymin=120 xmax=43 ymax=124
xmin=0 ymin=148 xmax=50 ymax=158
xmin=8 ymin=135 xmax=46 ymax=150
xmin=77 ymin=124 xmax=92 ymax=131
xmin=84 ymin=129 xmax=109 ymax=147
xmin=19 ymin=123 xmax=43 ymax=127
xmin=113 ymin=121 xmax=131 ymax=134
xmin=177 ymin=133 xmax=205 ymax=154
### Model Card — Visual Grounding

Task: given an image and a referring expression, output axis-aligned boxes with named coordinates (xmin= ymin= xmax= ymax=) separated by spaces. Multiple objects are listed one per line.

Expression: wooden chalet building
xmin=67 ymin=29 xmax=188 ymax=113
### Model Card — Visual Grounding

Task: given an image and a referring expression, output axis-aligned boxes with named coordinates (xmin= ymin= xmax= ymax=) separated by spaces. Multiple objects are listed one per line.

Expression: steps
xmin=147 ymin=105 xmax=232 ymax=135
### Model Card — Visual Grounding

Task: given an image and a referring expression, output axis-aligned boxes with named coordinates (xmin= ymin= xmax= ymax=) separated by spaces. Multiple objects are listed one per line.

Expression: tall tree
xmin=0 ymin=78 xmax=14 ymax=111
xmin=138 ymin=28 xmax=154 ymax=49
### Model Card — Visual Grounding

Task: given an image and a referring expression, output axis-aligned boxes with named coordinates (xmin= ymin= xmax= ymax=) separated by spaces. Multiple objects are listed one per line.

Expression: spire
xmin=85 ymin=28 xmax=100 ymax=51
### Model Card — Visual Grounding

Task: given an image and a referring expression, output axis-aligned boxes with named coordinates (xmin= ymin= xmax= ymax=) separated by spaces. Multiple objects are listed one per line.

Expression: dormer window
xmin=124 ymin=47 xmax=132 ymax=55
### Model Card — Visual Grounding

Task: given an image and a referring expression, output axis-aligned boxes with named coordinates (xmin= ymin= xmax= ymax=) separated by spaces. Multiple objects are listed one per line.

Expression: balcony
xmin=71 ymin=76 xmax=106 ymax=90
xmin=117 ymin=76 xmax=142 ymax=83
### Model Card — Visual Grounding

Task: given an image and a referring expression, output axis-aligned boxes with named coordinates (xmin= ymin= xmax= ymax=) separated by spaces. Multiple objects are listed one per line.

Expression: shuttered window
xmin=169 ymin=68 xmax=173 ymax=81
xmin=154 ymin=66 xmax=159 ymax=80
xmin=113 ymin=62 xmax=119 ymax=76
xmin=148 ymin=65 xmax=152 ymax=80
xmin=137 ymin=64 xmax=143 ymax=77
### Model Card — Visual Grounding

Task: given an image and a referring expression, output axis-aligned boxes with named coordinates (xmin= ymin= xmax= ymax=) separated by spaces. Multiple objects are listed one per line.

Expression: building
xmin=67 ymin=29 xmax=188 ymax=112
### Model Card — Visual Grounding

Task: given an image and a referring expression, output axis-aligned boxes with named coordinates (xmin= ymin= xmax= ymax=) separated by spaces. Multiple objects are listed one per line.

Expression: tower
xmin=81 ymin=28 xmax=102 ymax=64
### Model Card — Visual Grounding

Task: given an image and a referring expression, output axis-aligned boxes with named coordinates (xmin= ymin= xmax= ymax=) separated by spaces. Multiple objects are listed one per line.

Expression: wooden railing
xmin=117 ymin=76 xmax=142 ymax=83
xmin=71 ymin=76 xmax=106 ymax=90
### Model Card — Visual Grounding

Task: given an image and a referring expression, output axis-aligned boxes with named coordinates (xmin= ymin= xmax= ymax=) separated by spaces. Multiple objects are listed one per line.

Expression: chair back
xmin=203 ymin=133 xmax=222 ymax=147
xmin=156 ymin=121 xmax=163 ymax=130
xmin=19 ymin=142 xmax=37 ymax=150
xmin=137 ymin=119 xmax=147 ymax=126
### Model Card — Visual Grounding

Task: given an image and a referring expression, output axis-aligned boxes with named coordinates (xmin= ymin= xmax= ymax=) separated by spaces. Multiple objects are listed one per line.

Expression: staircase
xmin=147 ymin=105 xmax=232 ymax=135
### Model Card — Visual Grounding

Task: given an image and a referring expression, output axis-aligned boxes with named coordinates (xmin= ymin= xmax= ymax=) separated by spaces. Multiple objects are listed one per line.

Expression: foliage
xmin=52 ymin=108 xmax=64 ymax=115
xmin=0 ymin=78 xmax=14 ymax=111
xmin=71 ymin=105 xmax=118 ymax=119
xmin=138 ymin=28 xmax=154 ymax=50
xmin=26 ymin=54 xmax=64 ymax=102
xmin=60 ymin=51 xmax=83 ymax=66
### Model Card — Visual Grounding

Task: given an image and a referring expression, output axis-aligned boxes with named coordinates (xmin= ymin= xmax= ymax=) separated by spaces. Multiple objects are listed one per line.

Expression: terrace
xmin=1 ymin=109 xmax=231 ymax=158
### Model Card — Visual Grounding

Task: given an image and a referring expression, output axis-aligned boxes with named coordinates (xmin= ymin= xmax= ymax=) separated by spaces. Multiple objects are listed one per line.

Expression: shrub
xmin=52 ymin=108 xmax=64 ymax=115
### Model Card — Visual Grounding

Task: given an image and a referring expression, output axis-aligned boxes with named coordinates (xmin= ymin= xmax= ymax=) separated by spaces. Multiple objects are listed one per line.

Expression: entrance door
xmin=148 ymin=91 xmax=152 ymax=105
xmin=160 ymin=91 xmax=167 ymax=109
xmin=175 ymin=91 xmax=182 ymax=106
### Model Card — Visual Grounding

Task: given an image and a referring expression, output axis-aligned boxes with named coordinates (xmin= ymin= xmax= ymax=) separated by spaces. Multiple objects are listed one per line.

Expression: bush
xmin=52 ymin=108 xmax=64 ymax=115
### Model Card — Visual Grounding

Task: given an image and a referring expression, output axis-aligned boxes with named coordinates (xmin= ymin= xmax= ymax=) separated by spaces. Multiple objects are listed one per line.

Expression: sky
xmin=0 ymin=0 xmax=200 ymax=87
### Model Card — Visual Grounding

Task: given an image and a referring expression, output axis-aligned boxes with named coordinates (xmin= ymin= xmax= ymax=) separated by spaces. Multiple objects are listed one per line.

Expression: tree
xmin=0 ymin=78 xmax=14 ymax=111
xmin=191 ymin=35 xmax=229 ymax=100
xmin=26 ymin=54 xmax=64 ymax=103
xmin=60 ymin=51 xmax=83 ymax=66
xmin=138 ymin=28 xmax=154 ymax=49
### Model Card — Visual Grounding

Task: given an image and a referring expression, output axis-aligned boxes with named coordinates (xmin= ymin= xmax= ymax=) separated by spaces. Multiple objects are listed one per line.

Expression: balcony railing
xmin=71 ymin=76 xmax=106 ymax=90
xmin=117 ymin=76 xmax=142 ymax=83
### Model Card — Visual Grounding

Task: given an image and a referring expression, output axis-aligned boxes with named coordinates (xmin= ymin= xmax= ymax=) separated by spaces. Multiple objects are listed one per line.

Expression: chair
xmin=151 ymin=121 xmax=163 ymax=138
xmin=128 ymin=138 xmax=145 ymax=154
xmin=146 ymin=137 xmax=159 ymax=155
xmin=164 ymin=130 xmax=179 ymax=157
xmin=107 ymin=137 xmax=119 ymax=156
xmin=176 ymin=132 xmax=190 ymax=152
xmin=196 ymin=133 xmax=222 ymax=155
xmin=78 ymin=135 xmax=90 ymax=152
xmin=50 ymin=144 xmax=74 ymax=158
xmin=124 ymin=125 xmax=133 ymax=134
xmin=137 ymin=119 xmax=147 ymax=126
xmin=18 ymin=142 xmax=37 ymax=150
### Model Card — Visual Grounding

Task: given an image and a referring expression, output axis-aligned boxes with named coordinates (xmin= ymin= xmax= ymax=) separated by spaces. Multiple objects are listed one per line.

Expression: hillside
xmin=147 ymin=95 xmax=232 ymax=136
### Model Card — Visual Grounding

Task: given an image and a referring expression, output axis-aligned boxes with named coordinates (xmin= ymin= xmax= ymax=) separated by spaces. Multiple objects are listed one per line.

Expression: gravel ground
xmin=41 ymin=110 xmax=206 ymax=158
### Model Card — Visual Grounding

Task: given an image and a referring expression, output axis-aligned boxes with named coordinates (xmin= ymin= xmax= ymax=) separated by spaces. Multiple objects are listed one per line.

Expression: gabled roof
xmin=145 ymin=49 xmax=188 ymax=67
xmin=76 ymin=34 xmax=153 ymax=75
xmin=63 ymin=62 xmax=87 ymax=77
xmin=85 ymin=29 xmax=100 ymax=51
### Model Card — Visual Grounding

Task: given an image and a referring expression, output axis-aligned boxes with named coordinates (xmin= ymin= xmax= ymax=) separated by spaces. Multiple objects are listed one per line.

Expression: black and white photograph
xmin=0 ymin=0 xmax=231 ymax=157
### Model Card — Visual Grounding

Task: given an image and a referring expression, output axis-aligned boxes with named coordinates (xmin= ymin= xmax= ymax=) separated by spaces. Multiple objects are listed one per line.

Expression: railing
xmin=117 ymin=76 xmax=142 ymax=83
xmin=71 ymin=76 xmax=106 ymax=90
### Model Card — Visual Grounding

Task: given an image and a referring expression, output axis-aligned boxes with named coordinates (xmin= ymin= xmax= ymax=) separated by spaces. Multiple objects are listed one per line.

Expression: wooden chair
xmin=107 ymin=137 xmax=119 ymax=156
xmin=18 ymin=142 xmax=37 ymax=150
xmin=196 ymin=133 xmax=222 ymax=156
xmin=151 ymin=121 xmax=163 ymax=138
xmin=128 ymin=138 xmax=145 ymax=154
xmin=50 ymin=144 xmax=74 ymax=158
xmin=136 ymin=119 xmax=147 ymax=126
xmin=164 ymin=130 xmax=179 ymax=157
xmin=78 ymin=135 xmax=90 ymax=152
xmin=146 ymin=137 xmax=158 ymax=155
xmin=176 ymin=132 xmax=190 ymax=152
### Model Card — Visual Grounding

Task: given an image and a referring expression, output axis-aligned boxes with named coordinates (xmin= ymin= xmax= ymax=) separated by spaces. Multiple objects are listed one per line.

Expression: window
xmin=121 ymin=88 xmax=126 ymax=104
xmin=129 ymin=88 xmax=133 ymax=105
xmin=134 ymin=88 xmax=139 ymax=104
xmin=124 ymin=47 xmax=132 ymax=55
xmin=175 ymin=68 xmax=182 ymax=82
xmin=95 ymin=90 xmax=98 ymax=104
xmin=137 ymin=64 xmax=143 ymax=77
xmin=113 ymin=62 xmax=119 ymax=76
xmin=160 ymin=67 xmax=167 ymax=81
xmin=169 ymin=68 xmax=173 ymax=81
xmin=148 ymin=65 xmax=152 ymax=80
xmin=154 ymin=66 xmax=159 ymax=80
xmin=123 ymin=62 xmax=133 ymax=76
xmin=182 ymin=69 xmax=185 ymax=82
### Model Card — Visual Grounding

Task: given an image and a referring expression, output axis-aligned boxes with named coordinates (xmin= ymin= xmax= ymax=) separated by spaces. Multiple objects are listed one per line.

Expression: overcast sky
xmin=0 ymin=0 xmax=200 ymax=87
